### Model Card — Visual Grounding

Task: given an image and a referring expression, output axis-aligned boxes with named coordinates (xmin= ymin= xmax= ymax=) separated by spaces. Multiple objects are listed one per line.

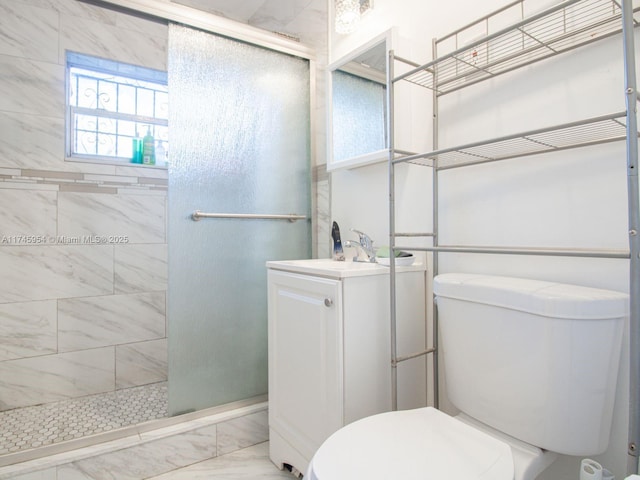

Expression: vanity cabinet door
xmin=267 ymin=270 xmax=343 ymax=463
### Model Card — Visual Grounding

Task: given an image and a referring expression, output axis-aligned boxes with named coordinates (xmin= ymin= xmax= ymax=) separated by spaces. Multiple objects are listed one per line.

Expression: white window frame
xmin=65 ymin=51 xmax=168 ymax=167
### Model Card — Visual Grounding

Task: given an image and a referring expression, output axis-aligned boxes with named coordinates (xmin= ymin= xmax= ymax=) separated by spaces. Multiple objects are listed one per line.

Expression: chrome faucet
xmin=344 ymin=229 xmax=376 ymax=263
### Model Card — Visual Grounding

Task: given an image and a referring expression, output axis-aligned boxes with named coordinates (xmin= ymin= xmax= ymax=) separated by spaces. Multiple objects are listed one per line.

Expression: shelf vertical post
xmin=431 ymin=36 xmax=440 ymax=410
xmin=388 ymin=48 xmax=399 ymax=412
xmin=622 ymin=0 xmax=640 ymax=473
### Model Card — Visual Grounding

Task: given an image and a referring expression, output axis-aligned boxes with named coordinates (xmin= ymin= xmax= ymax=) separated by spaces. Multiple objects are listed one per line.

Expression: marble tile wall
xmin=0 ymin=0 xmax=169 ymax=411
xmin=57 ymin=292 xmax=166 ymax=352
xmin=115 ymin=339 xmax=168 ymax=389
xmin=0 ymin=0 xmax=330 ymax=413
xmin=0 ymin=301 xmax=57 ymax=362
xmin=313 ymin=45 xmax=331 ymax=259
xmin=0 ymin=349 xmax=115 ymax=410
xmin=313 ymin=164 xmax=331 ymax=259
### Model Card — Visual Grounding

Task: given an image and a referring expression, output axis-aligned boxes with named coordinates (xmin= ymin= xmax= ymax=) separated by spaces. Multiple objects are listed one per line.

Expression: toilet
xmin=306 ymin=273 xmax=628 ymax=480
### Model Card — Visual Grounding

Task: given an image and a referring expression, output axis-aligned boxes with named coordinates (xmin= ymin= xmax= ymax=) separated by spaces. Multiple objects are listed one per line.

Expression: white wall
xmin=328 ymin=0 xmax=637 ymax=478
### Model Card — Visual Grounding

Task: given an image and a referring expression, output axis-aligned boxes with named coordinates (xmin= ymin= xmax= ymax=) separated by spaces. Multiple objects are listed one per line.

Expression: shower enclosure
xmin=0 ymin=17 xmax=311 ymax=462
xmin=167 ymin=24 xmax=311 ymax=415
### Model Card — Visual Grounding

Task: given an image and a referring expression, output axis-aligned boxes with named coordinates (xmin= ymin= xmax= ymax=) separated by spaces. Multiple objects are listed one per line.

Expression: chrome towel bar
xmin=191 ymin=210 xmax=306 ymax=222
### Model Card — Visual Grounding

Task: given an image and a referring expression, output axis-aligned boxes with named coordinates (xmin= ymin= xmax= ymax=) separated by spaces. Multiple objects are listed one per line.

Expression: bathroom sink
xmin=376 ymin=256 xmax=415 ymax=266
xmin=298 ymin=259 xmax=381 ymax=270
xmin=266 ymin=258 xmax=423 ymax=279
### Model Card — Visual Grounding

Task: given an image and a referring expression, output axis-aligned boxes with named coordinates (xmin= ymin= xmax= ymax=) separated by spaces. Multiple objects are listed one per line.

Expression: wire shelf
xmin=393 ymin=244 xmax=630 ymax=258
xmin=393 ymin=111 xmax=631 ymax=169
xmin=395 ymin=0 xmax=639 ymax=95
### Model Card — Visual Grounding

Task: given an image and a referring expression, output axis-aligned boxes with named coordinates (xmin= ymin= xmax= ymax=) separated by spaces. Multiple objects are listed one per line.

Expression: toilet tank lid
xmin=433 ymin=273 xmax=629 ymax=320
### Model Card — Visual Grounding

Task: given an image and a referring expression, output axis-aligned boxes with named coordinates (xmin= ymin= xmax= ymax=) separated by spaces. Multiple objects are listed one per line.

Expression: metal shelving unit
xmin=395 ymin=111 xmax=631 ymax=169
xmin=387 ymin=0 xmax=640 ymax=473
xmin=397 ymin=0 xmax=636 ymax=95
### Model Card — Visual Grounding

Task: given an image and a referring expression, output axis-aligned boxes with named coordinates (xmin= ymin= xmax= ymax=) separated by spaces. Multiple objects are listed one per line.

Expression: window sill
xmin=66 ymin=155 xmax=168 ymax=170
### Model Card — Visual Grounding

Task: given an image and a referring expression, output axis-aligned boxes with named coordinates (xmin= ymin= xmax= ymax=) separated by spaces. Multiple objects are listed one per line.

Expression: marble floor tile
xmin=147 ymin=442 xmax=297 ymax=480
xmin=62 ymin=423 xmax=217 ymax=480
xmin=4 ymin=442 xmax=296 ymax=480
xmin=216 ymin=410 xmax=268 ymax=457
xmin=6 ymin=468 xmax=57 ymax=480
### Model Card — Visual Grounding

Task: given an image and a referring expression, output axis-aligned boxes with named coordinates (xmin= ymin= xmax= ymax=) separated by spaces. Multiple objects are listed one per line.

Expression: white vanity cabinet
xmin=266 ymin=259 xmax=428 ymax=475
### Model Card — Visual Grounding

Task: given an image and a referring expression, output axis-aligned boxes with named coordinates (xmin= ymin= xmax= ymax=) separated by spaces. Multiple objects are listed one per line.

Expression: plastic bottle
xmin=142 ymin=127 xmax=156 ymax=165
xmin=155 ymin=140 xmax=166 ymax=167
xmin=131 ymin=135 xmax=143 ymax=164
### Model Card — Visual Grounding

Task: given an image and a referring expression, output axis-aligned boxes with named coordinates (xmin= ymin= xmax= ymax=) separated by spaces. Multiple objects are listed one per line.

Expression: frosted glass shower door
xmin=168 ymin=25 xmax=311 ymax=415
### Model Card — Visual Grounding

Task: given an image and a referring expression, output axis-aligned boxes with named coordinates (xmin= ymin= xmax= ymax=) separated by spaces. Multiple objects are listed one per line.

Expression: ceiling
xmin=170 ymin=0 xmax=328 ymax=47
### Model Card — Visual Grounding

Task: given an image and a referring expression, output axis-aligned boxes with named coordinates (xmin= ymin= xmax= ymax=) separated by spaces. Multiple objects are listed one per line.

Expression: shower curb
xmin=0 ymin=396 xmax=268 ymax=479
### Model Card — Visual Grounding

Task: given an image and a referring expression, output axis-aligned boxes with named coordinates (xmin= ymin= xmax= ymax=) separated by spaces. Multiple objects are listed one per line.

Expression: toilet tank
xmin=433 ymin=273 xmax=627 ymax=456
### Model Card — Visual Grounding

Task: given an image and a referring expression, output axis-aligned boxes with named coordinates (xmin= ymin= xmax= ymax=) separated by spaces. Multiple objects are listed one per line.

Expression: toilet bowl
xmin=305 ymin=407 xmax=557 ymax=480
xmin=306 ymin=274 xmax=627 ymax=480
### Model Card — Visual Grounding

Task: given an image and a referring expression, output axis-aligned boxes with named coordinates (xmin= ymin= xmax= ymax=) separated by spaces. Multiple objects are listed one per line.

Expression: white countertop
xmin=266 ymin=258 xmax=426 ymax=279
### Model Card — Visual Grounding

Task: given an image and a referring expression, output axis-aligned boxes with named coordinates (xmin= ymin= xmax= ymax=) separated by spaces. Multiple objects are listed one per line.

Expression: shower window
xmin=66 ymin=52 xmax=169 ymax=166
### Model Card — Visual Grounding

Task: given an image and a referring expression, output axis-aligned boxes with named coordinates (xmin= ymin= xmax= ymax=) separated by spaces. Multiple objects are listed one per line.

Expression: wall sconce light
xmin=335 ymin=0 xmax=372 ymax=35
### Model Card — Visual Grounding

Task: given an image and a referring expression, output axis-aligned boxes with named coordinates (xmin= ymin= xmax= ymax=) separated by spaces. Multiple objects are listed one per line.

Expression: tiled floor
xmin=3 ymin=441 xmax=298 ymax=480
xmin=0 ymin=382 xmax=168 ymax=455
xmin=0 ymin=385 xmax=299 ymax=479
xmin=149 ymin=442 xmax=298 ymax=479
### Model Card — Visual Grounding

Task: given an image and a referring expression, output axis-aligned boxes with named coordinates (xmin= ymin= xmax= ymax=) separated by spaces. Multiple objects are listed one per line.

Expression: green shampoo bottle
xmin=142 ymin=127 xmax=156 ymax=165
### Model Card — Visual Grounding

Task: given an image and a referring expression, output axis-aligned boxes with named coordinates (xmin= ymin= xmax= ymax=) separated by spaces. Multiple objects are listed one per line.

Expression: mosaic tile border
xmin=0 ymin=167 xmax=168 ymax=194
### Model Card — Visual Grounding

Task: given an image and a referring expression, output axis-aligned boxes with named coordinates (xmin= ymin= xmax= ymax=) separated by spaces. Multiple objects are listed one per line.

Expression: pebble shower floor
xmin=0 ymin=382 xmax=167 ymax=455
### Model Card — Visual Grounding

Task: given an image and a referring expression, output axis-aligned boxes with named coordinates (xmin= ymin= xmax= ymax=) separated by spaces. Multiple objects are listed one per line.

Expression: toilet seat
xmin=306 ymin=407 xmax=514 ymax=480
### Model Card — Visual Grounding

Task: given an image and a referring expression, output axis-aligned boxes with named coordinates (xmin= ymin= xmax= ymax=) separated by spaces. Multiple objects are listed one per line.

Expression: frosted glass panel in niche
xmin=332 ymin=70 xmax=386 ymax=163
